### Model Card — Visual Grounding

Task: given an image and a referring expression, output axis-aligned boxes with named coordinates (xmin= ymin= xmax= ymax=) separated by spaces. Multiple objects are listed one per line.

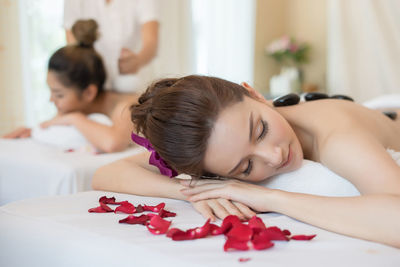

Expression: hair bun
xmin=71 ymin=19 xmax=99 ymax=48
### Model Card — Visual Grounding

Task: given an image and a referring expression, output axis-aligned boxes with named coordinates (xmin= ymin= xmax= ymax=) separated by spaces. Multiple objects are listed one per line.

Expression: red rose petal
xmin=210 ymin=223 xmax=222 ymax=235
xmin=135 ymin=204 xmax=144 ymax=213
xmin=252 ymin=232 xmax=275 ymax=250
xmin=214 ymin=215 xmax=242 ymax=235
xmin=99 ymin=196 xmax=120 ymax=205
xmin=88 ymin=202 xmax=114 ymax=213
xmin=192 ymin=219 xmax=211 ymax=239
xmin=115 ymin=201 xmax=136 ymax=214
xmin=224 ymin=238 xmax=250 ymax=251
xmin=158 ymin=208 xmax=177 ymax=218
xmin=166 ymin=228 xmax=184 ymax=238
xmin=282 ymin=229 xmax=291 ymax=236
xmin=170 ymin=229 xmax=195 ymax=241
xmin=143 ymin=203 xmax=166 ymax=212
xmin=119 ymin=214 xmax=150 ymax=225
xmin=291 ymin=234 xmax=316 ymax=241
xmin=238 ymin=257 xmax=251 ymax=262
xmin=226 ymin=224 xmax=253 ymax=242
xmin=248 ymin=216 xmax=267 ymax=231
xmin=146 ymin=214 xmax=171 ymax=235
xmin=261 ymin=227 xmax=289 ymax=241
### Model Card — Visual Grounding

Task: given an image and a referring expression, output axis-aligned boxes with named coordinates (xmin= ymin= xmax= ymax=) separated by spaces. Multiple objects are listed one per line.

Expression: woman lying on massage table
xmin=3 ymin=19 xmax=137 ymax=153
xmin=93 ymin=75 xmax=400 ymax=248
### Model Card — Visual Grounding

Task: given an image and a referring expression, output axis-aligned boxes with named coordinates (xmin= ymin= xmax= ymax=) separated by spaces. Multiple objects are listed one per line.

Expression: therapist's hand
xmin=2 ymin=127 xmax=31 ymax=139
xmin=118 ymin=48 xmax=142 ymax=74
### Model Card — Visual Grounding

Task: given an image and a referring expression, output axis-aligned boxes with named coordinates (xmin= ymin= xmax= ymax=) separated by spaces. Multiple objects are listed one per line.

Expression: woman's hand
xmin=190 ymin=198 xmax=256 ymax=222
xmin=181 ymin=178 xmax=273 ymax=213
xmin=40 ymin=112 xmax=84 ymax=129
xmin=2 ymin=127 xmax=31 ymax=138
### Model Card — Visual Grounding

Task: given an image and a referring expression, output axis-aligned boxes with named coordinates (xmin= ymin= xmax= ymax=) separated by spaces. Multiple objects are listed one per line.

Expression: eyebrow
xmin=228 ymin=112 xmax=253 ymax=175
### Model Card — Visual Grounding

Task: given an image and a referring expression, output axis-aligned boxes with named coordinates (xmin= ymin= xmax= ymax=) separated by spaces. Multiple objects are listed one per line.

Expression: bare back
xmin=278 ymin=99 xmax=400 ymax=195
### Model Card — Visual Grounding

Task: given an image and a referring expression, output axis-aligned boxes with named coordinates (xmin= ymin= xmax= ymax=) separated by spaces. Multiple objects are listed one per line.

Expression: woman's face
xmin=46 ymin=71 xmax=86 ymax=114
xmin=203 ymin=96 xmax=303 ymax=182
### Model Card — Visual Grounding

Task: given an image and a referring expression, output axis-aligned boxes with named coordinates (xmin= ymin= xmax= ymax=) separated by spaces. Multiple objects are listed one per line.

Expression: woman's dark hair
xmin=48 ymin=19 xmax=106 ymax=94
xmin=131 ymin=75 xmax=251 ymax=176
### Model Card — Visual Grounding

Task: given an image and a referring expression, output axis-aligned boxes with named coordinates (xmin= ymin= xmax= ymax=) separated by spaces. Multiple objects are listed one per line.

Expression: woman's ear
xmin=240 ymin=82 xmax=269 ymax=105
xmin=82 ymin=84 xmax=98 ymax=103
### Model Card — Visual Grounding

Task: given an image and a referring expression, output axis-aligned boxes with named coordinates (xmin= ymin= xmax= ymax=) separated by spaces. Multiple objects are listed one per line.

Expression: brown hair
xmin=48 ymin=19 xmax=105 ymax=94
xmin=131 ymin=75 xmax=251 ymax=176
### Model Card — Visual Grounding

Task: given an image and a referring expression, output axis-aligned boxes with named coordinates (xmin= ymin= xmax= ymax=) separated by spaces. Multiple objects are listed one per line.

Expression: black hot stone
xmin=304 ymin=92 xmax=329 ymax=101
xmin=383 ymin=111 xmax=398 ymax=120
xmin=330 ymin=95 xmax=354 ymax=102
xmin=273 ymin=93 xmax=300 ymax=107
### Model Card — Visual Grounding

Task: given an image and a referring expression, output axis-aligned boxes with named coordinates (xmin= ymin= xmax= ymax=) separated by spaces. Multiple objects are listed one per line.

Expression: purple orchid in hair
xmin=131 ymin=132 xmax=178 ymax=178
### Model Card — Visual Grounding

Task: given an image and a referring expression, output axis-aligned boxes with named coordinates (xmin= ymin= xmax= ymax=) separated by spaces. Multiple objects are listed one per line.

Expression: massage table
xmin=0 ymin=189 xmax=399 ymax=267
xmin=0 ymin=138 xmax=143 ymax=205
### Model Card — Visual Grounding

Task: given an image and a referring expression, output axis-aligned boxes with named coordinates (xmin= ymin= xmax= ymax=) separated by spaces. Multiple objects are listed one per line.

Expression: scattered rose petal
xmin=119 ymin=214 xmax=150 ymax=225
xmin=166 ymin=228 xmax=184 ymax=238
xmin=99 ymin=196 xmax=125 ymax=205
xmin=224 ymin=238 xmax=250 ymax=251
xmin=88 ymin=202 xmax=114 ymax=213
xmin=283 ymin=229 xmax=291 ymax=236
xmin=261 ymin=227 xmax=289 ymax=241
xmin=213 ymin=215 xmax=242 ymax=235
xmin=167 ymin=219 xmax=211 ymax=241
xmin=252 ymin=232 xmax=275 ymax=250
xmin=226 ymin=224 xmax=253 ymax=242
xmin=248 ymin=216 xmax=267 ymax=231
xmin=115 ymin=201 xmax=136 ymax=214
xmin=146 ymin=215 xmax=171 ymax=235
xmin=158 ymin=208 xmax=177 ymax=218
xmin=210 ymin=223 xmax=222 ymax=235
xmin=291 ymin=234 xmax=316 ymax=241
xmin=143 ymin=203 xmax=165 ymax=212
xmin=238 ymin=257 xmax=251 ymax=262
xmin=135 ymin=204 xmax=144 ymax=213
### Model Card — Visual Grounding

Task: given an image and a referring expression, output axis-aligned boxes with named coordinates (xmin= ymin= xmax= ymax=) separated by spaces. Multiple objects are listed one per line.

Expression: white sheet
xmin=0 ymin=191 xmax=398 ymax=267
xmin=0 ymin=138 xmax=144 ymax=205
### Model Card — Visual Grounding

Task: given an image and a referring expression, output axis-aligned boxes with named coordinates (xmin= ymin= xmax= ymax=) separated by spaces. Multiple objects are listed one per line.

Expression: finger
xmin=20 ymin=130 xmax=31 ymax=138
xmin=188 ymin=188 xmax=228 ymax=202
xmin=181 ymin=183 xmax=225 ymax=196
xmin=207 ymin=199 xmax=229 ymax=221
xmin=180 ymin=178 xmax=227 ymax=187
xmin=40 ymin=122 xmax=49 ymax=128
xmin=232 ymin=201 xmax=256 ymax=219
xmin=194 ymin=201 xmax=216 ymax=222
xmin=218 ymin=199 xmax=246 ymax=220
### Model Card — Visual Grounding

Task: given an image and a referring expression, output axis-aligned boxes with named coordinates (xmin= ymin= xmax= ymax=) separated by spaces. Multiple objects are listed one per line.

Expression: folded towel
xmin=31 ymin=113 xmax=112 ymax=151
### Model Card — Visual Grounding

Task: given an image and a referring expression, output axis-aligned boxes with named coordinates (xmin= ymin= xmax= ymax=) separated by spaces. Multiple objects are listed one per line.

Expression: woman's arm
xmin=183 ymin=132 xmax=400 ymax=247
xmin=118 ymin=21 xmax=159 ymax=74
xmin=2 ymin=127 xmax=31 ymax=138
xmin=183 ymin=181 xmax=400 ymax=247
xmin=93 ymin=152 xmax=256 ymax=220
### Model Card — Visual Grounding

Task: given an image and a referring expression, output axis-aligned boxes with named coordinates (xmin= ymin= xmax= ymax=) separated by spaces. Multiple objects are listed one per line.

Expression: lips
xmin=279 ymin=147 xmax=292 ymax=169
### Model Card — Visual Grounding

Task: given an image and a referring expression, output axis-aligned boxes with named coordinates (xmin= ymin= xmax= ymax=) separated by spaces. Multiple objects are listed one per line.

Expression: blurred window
xmin=19 ymin=0 xmax=65 ymax=126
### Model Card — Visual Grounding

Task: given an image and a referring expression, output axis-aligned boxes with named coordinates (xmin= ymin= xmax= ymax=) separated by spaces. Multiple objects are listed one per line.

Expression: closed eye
xmin=257 ymin=119 xmax=268 ymax=141
xmin=243 ymin=159 xmax=253 ymax=176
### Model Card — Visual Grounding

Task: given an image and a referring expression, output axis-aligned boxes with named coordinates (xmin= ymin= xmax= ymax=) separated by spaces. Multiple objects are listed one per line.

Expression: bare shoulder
xmin=282 ymin=100 xmax=400 ymax=195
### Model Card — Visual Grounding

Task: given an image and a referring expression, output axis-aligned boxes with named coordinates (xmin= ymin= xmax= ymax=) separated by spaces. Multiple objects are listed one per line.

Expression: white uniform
xmin=64 ymin=0 xmax=159 ymax=92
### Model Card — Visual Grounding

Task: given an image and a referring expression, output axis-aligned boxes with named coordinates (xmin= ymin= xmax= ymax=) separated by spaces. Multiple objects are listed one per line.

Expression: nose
xmin=254 ymin=145 xmax=283 ymax=168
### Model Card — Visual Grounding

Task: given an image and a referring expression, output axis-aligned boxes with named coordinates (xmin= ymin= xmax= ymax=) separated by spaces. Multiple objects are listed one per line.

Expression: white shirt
xmin=64 ymin=0 xmax=159 ymax=92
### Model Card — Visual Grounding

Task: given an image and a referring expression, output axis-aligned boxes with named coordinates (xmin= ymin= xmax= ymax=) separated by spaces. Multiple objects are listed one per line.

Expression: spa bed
xmin=0 ymin=138 xmax=143 ymax=205
xmin=0 ymin=190 xmax=399 ymax=267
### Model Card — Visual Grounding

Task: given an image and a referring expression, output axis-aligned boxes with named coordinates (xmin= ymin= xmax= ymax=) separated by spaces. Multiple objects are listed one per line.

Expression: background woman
xmin=3 ymin=19 xmax=138 ymax=153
